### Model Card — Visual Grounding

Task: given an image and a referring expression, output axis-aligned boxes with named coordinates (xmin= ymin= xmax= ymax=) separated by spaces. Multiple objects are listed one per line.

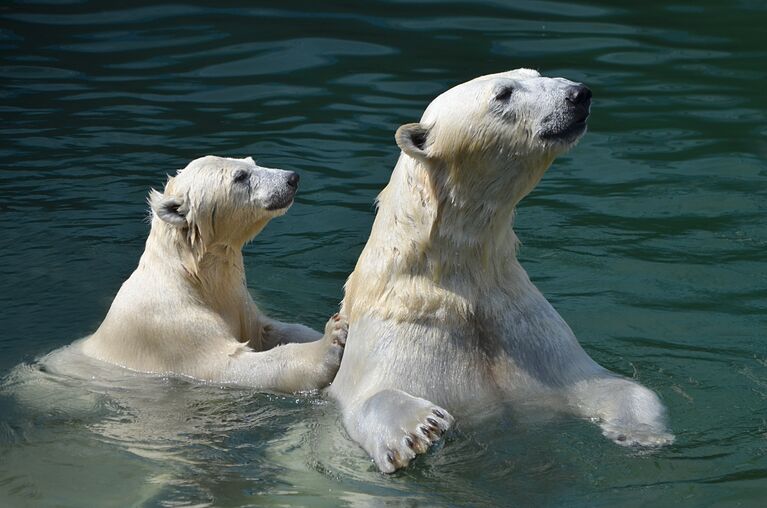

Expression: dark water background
xmin=1 ymin=0 xmax=766 ymax=506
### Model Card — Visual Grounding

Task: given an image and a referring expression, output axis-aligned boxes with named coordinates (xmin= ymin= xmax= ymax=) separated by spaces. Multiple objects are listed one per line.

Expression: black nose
xmin=287 ymin=172 xmax=299 ymax=189
xmin=566 ymin=85 xmax=592 ymax=106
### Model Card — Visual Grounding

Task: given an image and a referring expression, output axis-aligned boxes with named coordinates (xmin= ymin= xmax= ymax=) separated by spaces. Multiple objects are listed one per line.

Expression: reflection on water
xmin=0 ymin=350 xmax=617 ymax=507
xmin=1 ymin=0 xmax=766 ymax=506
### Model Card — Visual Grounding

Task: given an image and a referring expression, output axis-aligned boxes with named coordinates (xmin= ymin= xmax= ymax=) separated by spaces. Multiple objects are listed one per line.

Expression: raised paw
xmin=324 ymin=312 xmax=348 ymax=348
xmin=378 ymin=406 xmax=453 ymax=473
xmin=357 ymin=389 xmax=454 ymax=473
xmin=315 ymin=313 xmax=347 ymax=385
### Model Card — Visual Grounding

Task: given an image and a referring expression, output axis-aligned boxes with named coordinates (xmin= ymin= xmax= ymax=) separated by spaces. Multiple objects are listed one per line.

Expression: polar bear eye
xmin=494 ymin=86 xmax=514 ymax=102
xmin=233 ymin=169 xmax=250 ymax=185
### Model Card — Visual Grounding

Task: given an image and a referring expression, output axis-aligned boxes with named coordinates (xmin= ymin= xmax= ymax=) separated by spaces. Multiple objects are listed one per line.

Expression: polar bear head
xmin=395 ymin=68 xmax=591 ymax=204
xmin=149 ymin=155 xmax=299 ymax=249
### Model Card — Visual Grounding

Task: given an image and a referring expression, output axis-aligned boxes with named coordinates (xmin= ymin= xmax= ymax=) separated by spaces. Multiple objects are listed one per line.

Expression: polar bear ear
xmin=148 ymin=189 xmax=187 ymax=227
xmin=396 ymin=123 xmax=431 ymax=162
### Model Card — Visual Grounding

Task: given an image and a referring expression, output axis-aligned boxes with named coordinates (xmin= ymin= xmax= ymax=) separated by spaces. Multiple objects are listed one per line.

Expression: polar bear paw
xmin=318 ymin=313 xmax=347 ymax=380
xmin=377 ymin=405 xmax=453 ymax=473
xmin=357 ymin=389 xmax=454 ymax=473
xmin=570 ymin=376 xmax=674 ymax=449
xmin=600 ymin=421 xmax=675 ymax=448
xmin=324 ymin=313 xmax=348 ymax=347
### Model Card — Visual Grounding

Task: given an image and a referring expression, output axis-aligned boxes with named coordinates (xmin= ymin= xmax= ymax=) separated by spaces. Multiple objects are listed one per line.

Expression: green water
xmin=1 ymin=0 xmax=765 ymax=506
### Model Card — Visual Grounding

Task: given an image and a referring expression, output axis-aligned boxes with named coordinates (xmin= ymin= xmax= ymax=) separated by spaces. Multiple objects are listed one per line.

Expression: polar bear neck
xmin=144 ymin=218 xmax=248 ymax=323
xmin=344 ymin=155 xmax=548 ymax=322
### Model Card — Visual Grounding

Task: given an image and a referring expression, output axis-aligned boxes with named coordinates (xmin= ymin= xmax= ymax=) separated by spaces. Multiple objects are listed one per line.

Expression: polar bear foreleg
xmin=226 ymin=315 xmax=347 ymax=392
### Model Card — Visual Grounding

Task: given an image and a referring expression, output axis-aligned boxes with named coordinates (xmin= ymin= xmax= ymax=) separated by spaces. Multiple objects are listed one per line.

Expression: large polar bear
xmin=329 ymin=69 xmax=673 ymax=472
xmin=75 ymin=155 xmax=346 ymax=391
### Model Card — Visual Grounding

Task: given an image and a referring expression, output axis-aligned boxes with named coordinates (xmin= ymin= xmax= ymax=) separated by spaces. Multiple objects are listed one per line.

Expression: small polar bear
xmin=71 ymin=155 xmax=346 ymax=391
xmin=329 ymin=69 xmax=673 ymax=472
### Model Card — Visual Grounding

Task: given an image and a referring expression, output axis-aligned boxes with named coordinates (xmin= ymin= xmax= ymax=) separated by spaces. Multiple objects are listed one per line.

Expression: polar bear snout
xmin=538 ymin=82 xmax=591 ymax=143
xmin=262 ymin=170 xmax=299 ymax=211
xmin=229 ymin=163 xmax=299 ymax=212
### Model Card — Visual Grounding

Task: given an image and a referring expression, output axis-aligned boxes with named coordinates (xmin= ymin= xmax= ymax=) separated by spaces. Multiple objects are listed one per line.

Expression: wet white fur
xmin=71 ymin=155 xmax=343 ymax=391
xmin=329 ymin=69 xmax=673 ymax=472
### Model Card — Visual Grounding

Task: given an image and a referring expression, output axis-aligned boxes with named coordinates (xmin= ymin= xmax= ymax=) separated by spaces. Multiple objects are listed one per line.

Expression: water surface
xmin=1 ymin=0 xmax=766 ymax=506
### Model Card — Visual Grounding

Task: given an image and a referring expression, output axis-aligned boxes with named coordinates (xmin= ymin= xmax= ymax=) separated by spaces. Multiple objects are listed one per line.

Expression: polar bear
xmin=73 ymin=155 xmax=346 ymax=391
xmin=329 ymin=69 xmax=673 ymax=472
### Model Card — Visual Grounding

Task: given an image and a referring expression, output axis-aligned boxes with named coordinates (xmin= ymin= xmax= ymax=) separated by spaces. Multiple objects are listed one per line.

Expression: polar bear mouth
xmin=539 ymin=110 xmax=589 ymax=143
xmin=264 ymin=193 xmax=295 ymax=211
xmin=563 ymin=113 xmax=589 ymax=137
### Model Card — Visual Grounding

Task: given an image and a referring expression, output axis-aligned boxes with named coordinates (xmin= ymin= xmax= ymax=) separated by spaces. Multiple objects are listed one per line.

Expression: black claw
xmin=617 ymin=435 xmax=627 ymax=442
xmin=386 ymin=451 xmax=395 ymax=463
xmin=433 ymin=409 xmax=444 ymax=418
xmin=427 ymin=417 xmax=439 ymax=427
xmin=419 ymin=425 xmax=431 ymax=437
xmin=405 ymin=436 xmax=415 ymax=449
